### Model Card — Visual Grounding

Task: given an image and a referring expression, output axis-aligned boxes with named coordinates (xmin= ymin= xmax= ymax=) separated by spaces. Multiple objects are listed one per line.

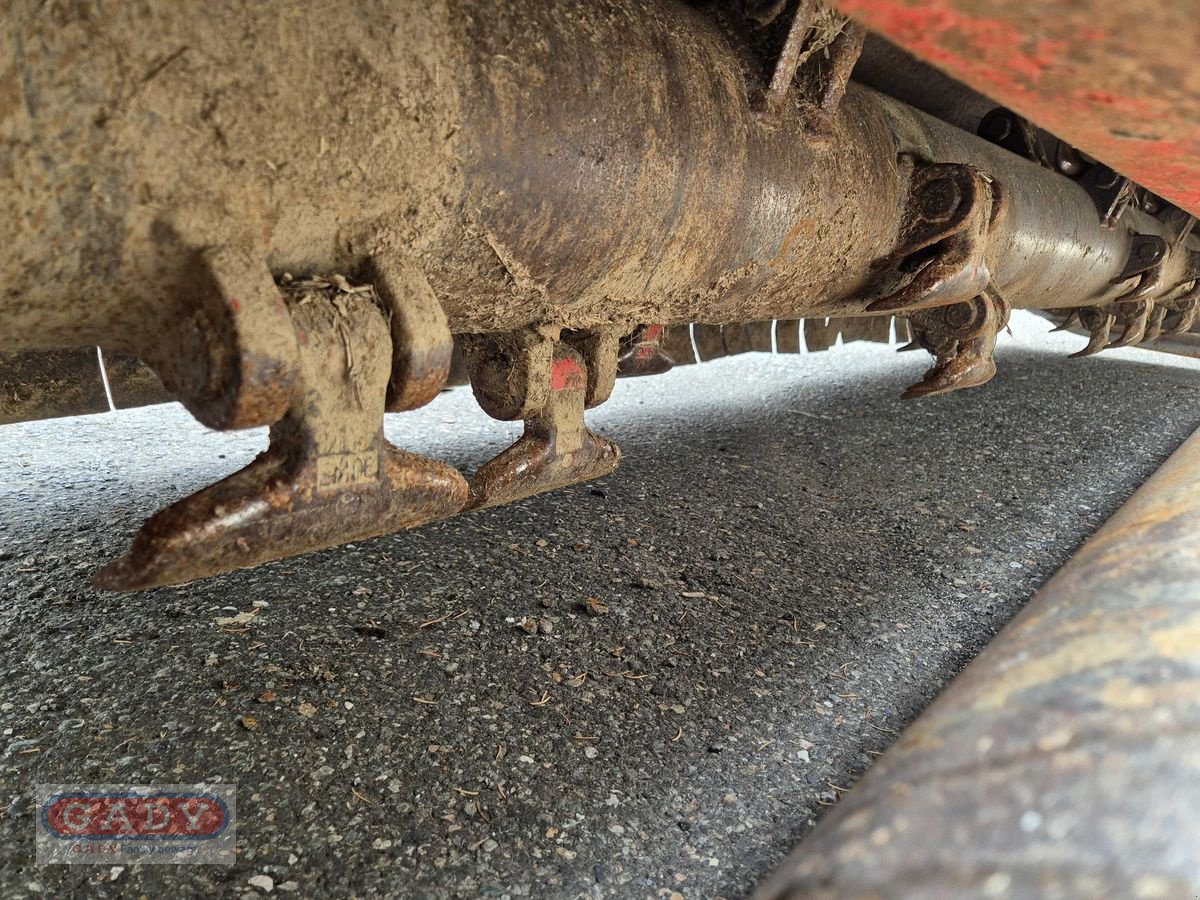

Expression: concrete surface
xmin=3 ymin=314 xmax=1200 ymax=898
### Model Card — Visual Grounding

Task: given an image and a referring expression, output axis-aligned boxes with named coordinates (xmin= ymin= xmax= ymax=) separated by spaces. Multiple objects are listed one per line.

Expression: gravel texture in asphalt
xmin=3 ymin=314 xmax=1200 ymax=898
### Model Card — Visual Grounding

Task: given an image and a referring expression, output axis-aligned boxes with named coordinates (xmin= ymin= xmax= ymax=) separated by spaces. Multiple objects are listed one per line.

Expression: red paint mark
xmin=550 ymin=356 xmax=586 ymax=392
xmin=643 ymin=324 xmax=663 ymax=342
xmin=229 ymin=297 xmax=242 ymax=312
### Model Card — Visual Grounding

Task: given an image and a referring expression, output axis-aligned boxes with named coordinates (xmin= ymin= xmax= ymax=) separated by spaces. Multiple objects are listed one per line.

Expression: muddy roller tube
xmin=2 ymin=0 xmax=1171 ymax=429
xmin=756 ymin=428 xmax=1200 ymax=899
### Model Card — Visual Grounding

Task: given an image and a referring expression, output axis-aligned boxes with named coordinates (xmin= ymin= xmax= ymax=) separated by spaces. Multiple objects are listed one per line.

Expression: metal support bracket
xmin=750 ymin=2 xmax=862 ymax=137
xmin=804 ymin=21 xmax=864 ymax=140
xmin=94 ymin=276 xmax=468 ymax=591
xmin=617 ymin=324 xmax=675 ymax=377
xmin=366 ymin=255 xmax=456 ymax=413
xmin=140 ymin=229 xmax=301 ymax=432
xmin=462 ymin=329 xmax=621 ymax=510
xmin=751 ymin=0 xmax=819 ymax=125
xmin=866 ymin=162 xmax=998 ymax=314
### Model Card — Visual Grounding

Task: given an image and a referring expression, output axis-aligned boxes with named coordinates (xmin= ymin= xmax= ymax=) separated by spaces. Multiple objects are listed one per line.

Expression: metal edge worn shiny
xmin=755 ymin=427 xmax=1200 ymax=899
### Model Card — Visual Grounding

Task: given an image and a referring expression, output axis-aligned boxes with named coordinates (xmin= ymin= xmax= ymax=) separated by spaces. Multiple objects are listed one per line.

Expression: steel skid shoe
xmin=461 ymin=329 xmax=621 ymax=510
xmin=901 ymin=287 xmax=1010 ymax=399
xmin=96 ymin=271 xmax=468 ymax=590
xmin=803 ymin=22 xmax=865 ymax=141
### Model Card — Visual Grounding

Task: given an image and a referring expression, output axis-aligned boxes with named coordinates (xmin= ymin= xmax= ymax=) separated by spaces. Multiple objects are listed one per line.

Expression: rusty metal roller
xmin=1 ymin=0 xmax=1175 ymax=404
xmin=756 ymin=428 xmax=1200 ymax=898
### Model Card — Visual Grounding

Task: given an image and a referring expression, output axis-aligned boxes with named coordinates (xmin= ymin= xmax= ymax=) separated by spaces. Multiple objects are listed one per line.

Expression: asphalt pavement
xmin=3 ymin=313 xmax=1200 ymax=898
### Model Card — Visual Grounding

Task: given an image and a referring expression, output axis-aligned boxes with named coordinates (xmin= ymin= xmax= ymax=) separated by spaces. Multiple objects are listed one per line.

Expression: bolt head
xmin=920 ymin=179 xmax=962 ymax=222
xmin=983 ymin=115 xmax=1012 ymax=142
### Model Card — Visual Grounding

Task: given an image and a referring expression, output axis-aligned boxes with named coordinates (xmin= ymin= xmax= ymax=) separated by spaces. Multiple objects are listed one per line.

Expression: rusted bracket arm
xmin=866 ymin=162 xmax=998 ymax=314
xmin=367 ymin=255 xmax=456 ymax=413
xmin=751 ymin=0 xmax=820 ymax=123
xmin=617 ymin=324 xmax=675 ymax=377
xmin=751 ymin=1 xmax=863 ymax=136
xmin=804 ymin=22 xmax=865 ymax=139
xmin=901 ymin=286 xmax=1010 ymax=399
xmin=139 ymin=232 xmax=301 ymax=433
